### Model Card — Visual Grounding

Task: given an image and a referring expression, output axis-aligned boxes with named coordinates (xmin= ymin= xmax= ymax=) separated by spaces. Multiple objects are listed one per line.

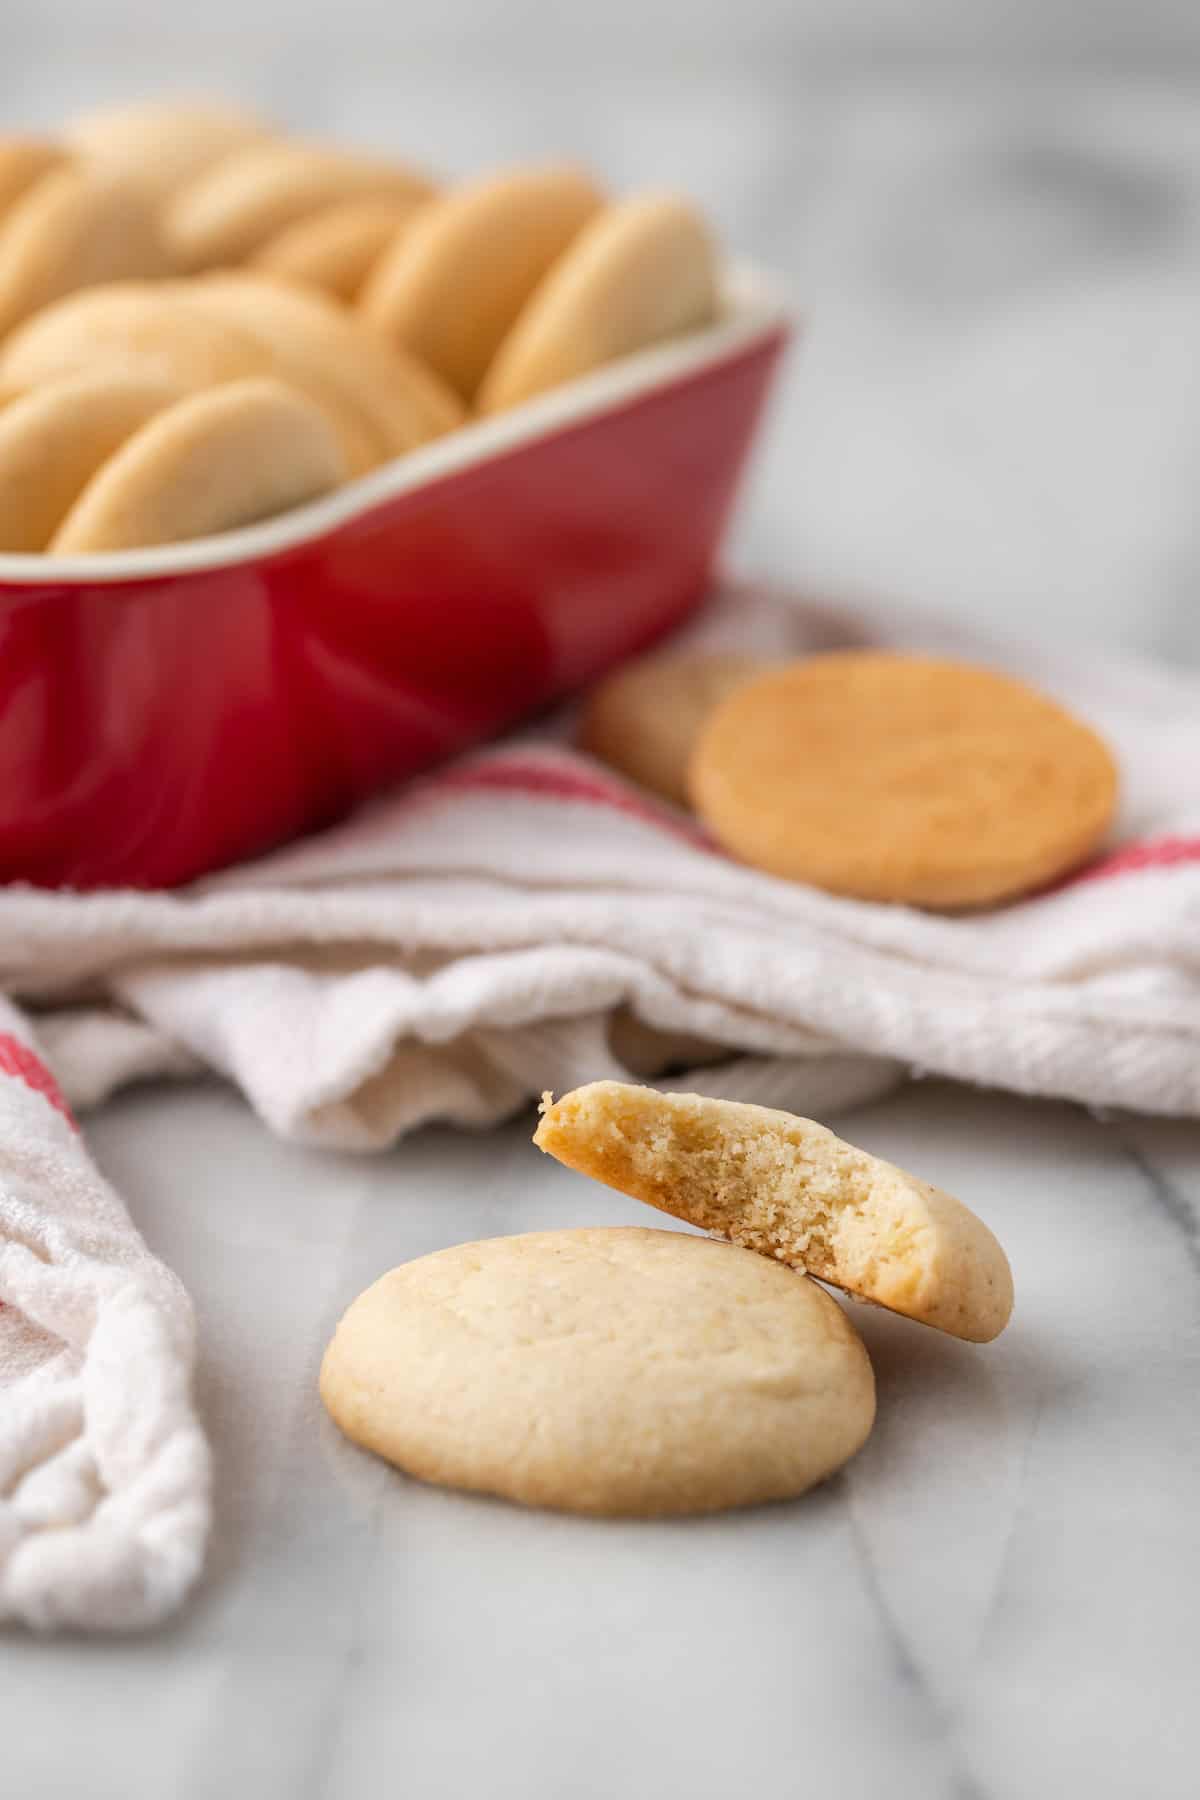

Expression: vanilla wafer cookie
xmin=579 ymin=651 xmax=766 ymax=807
xmin=0 ymin=280 xmax=382 ymax=473
xmin=0 ymin=167 xmax=171 ymax=339
xmin=66 ymin=100 xmax=271 ymax=201
xmin=320 ymin=1227 xmax=876 ymax=1517
xmin=0 ymin=138 xmax=70 ymax=220
xmin=689 ymin=652 xmax=1119 ymax=909
xmin=535 ymin=1084 xmax=1015 ymax=1343
xmin=0 ymin=370 xmax=179 ymax=551
xmin=360 ymin=164 xmax=604 ymax=399
xmin=190 ymin=272 xmax=464 ymax=453
xmin=50 ymin=377 xmax=345 ymax=553
xmin=478 ymin=193 xmax=717 ymax=413
xmin=251 ymin=197 xmax=423 ymax=302
xmin=168 ymin=141 xmax=433 ymax=271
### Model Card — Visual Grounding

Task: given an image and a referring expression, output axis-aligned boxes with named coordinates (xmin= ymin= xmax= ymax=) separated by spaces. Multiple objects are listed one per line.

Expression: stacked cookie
xmin=0 ymin=275 xmax=463 ymax=550
xmin=0 ymin=134 xmax=170 ymax=340
xmin=580 ymin=647 xmax=1120 ymax=910
xmin=129 ymin=106 xmax=716 ymax=416
xmin=320 ymin=1083 xmax=1014 ymax=1518
xmin=0 ymin=98 xmax=722 ymax=554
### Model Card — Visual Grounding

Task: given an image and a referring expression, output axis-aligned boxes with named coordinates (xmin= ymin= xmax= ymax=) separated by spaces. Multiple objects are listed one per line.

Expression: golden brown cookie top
xmin=689 ymin=651 xmax=1119 ymax=909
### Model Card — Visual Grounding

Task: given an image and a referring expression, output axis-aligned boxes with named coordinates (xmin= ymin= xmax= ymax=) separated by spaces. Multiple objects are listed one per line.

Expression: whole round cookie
xmin=65 ymin=100 xmax=270 ymax=201
xmin=320 ymin=1226 xmax=875 ymax=1517
xmin=0 ymin=167 xmax=171 ymax=339
xmin=0 ymin=281 xmax=271 ymax=392
xmin=0 ymin=138 xmax=70 ymax=220
xmin=188 ymin=273 xmax=464 ymax=454
xmin=477 ymin=192 xmax=718 ymax=414
xmin=579 ymin=651 xmax=766 ymax=807
xmin=167 ymin=141 xmax=433 ymax=271
xmin=251 ymin=197 xmax=422 ymax=302
xmin=0 ymin=370 xmax=179 ymax=551
xmin=359 ymin=164 xmax=605 ymax=399
xmin=51 ymin=377 xmax=345 ymax=553
xmin=689 ymin=651 xmax=1118 ymax=909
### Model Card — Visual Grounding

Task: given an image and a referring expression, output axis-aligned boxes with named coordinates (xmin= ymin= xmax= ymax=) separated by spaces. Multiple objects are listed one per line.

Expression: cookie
xmin=0 ymin=281 xmax=269 ymax=389
xmin=689 ymin=652 xmax=1119 ymax=909
xmin=535 ymin=1084 xmax=1014 ymax=1343
xmin=579 ymin=651 xmax=766 ymax=807
xmin=0 ymin=138 xmax=70 ymax=220
xmin=0 ymin=167 xmax=171 ymax=339
xmin=477 ymin=192 xmax=718 ymax=414
xmin=188 ymin=274 xmax=464 ymax=457
xmin=319 ymin=1226 xmax=875 ymax=1517
xmin=65 ymin=100 xmax=270 ymax=201
xmin=359 ymin=165 xmax=605 ymax=399
xmin=0 ymin=279 xmax=381 ymax=474
xmin=0 ymin=370 xmax=179 ymax=551
xmin=167 ymin=141 xmax=434 ymax=271
xmin=251 ymin=197 xmax=421 ymax=302
xmin=50 ymin=377 xmax=346 ymax=553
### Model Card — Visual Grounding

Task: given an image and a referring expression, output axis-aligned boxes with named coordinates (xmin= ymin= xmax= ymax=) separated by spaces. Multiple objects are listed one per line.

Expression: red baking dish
xmin=0 ymin=269 xmax=789 ymax=890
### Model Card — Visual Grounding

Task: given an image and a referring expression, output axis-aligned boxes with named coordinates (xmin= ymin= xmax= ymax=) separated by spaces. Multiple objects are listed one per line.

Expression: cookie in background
xmin=689 ymin=651 xmax=1119 ymax=909
xmin=64 ymin=99 xmax=272 ymax=201
xmin=579 ymin=650 xmax=767 ymax=807
xmin=0 ymin=140 xmax=172 ymax=338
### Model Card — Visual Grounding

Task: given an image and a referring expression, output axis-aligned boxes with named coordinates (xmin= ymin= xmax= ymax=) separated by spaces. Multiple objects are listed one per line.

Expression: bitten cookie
xmin=360 ymin=164 xmax=605 ymax=399
xmin=319 ymin=1226 xmax=875 ymax=1517
xmin=535 ymin=1083 xmax=1014 ymax=1343
xmin=689 ymin=651 xmax=1119 ymax=909
xmin=579 ymin=651 xmax=766 ymax=807
xmin=50 ymin=377 xmax=345 ymax=552
xmin=477 ymin=193 xmax=718 ymax=414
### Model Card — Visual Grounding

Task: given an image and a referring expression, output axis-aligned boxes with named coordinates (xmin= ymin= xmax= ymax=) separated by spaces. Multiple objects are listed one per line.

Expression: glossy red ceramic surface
xmin=0 ymin=318 xmax=786 ymax=889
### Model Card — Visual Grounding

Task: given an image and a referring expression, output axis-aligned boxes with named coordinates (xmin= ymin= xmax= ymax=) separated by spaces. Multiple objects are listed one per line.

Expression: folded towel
xmin=2 ymin=575 xmax=1198 ymax=1631
xmin=0 ymin=997 xmax=209 ymax=1632
xmin=8 ymin=578 xmax=1200 ymax=1139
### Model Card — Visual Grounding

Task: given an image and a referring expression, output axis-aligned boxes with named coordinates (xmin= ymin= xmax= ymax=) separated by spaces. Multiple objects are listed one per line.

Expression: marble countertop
xmin=4 ymin=20 xmax=1200 ymax=1795
xmin=3 ymin=1080 xmax=1198 ymax=1799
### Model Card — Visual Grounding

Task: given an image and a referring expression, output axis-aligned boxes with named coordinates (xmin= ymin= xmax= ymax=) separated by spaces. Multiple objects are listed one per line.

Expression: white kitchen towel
xmin=0 ymin=997 xmax=210 ymax=1633
xmin=2 ymin=574 xmax=1199 ymax=1634
xmin=4 ymin=575 xmax=1200 ymax=1145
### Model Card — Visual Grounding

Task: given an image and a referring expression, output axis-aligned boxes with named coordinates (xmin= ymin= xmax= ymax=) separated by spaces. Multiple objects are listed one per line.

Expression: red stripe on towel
xmin=0 ymin=1033 xmax=76 ymax=1128
xmin=436 ymin=761 xmax=1200 ymax=891
xmin=1068 ymin=836 xmax=1200 ymax=887
xmin=431 ymin=757 xmax=714 ymax=849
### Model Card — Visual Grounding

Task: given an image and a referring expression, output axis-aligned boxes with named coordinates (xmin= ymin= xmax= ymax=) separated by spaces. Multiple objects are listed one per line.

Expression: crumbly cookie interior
xmin=537 ymin=1083 xmax=892 ymax=1277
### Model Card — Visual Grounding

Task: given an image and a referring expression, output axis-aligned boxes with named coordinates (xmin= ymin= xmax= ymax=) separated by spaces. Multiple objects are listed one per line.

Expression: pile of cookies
xmin=0 ymin=98 xmax=720 ymax=553
xmin=580 ymin=647 xmax=1120 ymax=909
xmin=320 ymin=1082 xmax=1014 ymax=1517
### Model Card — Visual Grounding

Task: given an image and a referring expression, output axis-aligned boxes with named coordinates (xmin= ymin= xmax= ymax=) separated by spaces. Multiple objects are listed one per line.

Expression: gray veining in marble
xmin=3 ymin=8 xmax=1200 ymax=1794
xmin=3 ymin=1081 xmax=1198 ymax=1800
